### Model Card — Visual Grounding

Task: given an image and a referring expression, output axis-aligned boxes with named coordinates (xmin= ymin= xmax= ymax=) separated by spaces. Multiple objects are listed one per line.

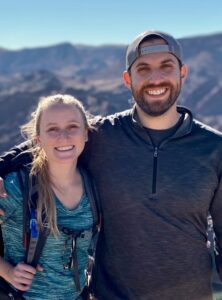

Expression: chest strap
xmin=61 ymin=227 xmax=88 ymax=291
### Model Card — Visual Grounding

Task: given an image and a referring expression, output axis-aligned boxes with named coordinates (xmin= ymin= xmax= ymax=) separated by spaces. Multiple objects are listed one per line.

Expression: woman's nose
xmin=57 ymin=129 xmax=70 ymax=138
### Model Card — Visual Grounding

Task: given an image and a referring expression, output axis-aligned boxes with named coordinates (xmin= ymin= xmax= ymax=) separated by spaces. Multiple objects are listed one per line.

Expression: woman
xmin=0 ymin=94 xmax=98 ymax=300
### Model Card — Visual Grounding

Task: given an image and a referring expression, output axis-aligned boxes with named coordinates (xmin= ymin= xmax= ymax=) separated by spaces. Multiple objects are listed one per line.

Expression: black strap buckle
xmin=61 ymin=227 xmax=85 ymax=291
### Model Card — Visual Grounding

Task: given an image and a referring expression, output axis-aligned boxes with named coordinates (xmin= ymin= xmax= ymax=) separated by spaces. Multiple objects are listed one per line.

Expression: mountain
xmin=0 ymin=32 xmax=222 ymax=153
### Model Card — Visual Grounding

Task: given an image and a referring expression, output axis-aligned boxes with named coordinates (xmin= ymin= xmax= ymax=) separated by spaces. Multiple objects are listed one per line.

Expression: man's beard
xmin=131 ymin=80 xmax=181 ymax=117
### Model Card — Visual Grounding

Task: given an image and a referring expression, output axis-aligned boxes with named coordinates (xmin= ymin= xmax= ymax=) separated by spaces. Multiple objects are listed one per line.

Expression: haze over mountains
xmin=0 ymin=32 xmax=222 ymax=153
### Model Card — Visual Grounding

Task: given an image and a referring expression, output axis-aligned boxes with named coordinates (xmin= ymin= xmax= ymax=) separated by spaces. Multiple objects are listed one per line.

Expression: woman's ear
xmin=123 ymin=71 xmax=132 ymax=89
xmin=35 ymin=135 xmax=41 ymax=145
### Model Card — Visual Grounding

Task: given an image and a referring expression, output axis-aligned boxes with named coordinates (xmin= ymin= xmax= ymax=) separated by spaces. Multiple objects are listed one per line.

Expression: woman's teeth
xmin=55 ymin=146 xmax=74 ymax=151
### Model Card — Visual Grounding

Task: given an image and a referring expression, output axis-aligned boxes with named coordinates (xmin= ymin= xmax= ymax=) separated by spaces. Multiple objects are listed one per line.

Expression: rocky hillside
xmin=0 ymin=32 xmax=222 ymax=153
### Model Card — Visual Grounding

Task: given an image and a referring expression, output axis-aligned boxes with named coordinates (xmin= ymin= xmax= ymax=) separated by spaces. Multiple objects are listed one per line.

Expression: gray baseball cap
xmin=126 ymin=30 xmax=183 ymax=70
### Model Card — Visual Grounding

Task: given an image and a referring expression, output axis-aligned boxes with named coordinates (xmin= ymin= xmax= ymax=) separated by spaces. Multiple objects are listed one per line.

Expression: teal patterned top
xmin=0 ymin=172 xmax=93 ymax=300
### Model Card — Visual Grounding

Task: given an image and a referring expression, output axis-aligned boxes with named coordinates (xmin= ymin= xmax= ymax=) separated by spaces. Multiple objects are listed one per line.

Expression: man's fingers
xmin=0 ymin=177 xmax=7 ymax=197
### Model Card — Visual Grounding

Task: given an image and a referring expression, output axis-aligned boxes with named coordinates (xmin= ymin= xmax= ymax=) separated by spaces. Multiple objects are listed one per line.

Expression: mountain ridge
xmin=0 ymin=32 xmax=222 ymax=152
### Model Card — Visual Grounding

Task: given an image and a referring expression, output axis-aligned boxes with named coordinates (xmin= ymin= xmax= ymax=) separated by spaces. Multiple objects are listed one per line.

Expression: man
xmin=1 ymin=30 xmax=222 ymax=300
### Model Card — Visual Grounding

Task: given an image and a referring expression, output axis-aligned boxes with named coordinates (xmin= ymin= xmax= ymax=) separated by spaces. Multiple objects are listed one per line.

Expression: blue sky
xmin=0 ymin=0 xmax=222 ymax=49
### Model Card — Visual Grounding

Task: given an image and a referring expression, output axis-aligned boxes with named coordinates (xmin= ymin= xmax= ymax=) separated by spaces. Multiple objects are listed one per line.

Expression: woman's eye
xmin=48 ymin=127 xmax=58 ymax=132
xmin=69 ymin=125 xmax=78 ymax=130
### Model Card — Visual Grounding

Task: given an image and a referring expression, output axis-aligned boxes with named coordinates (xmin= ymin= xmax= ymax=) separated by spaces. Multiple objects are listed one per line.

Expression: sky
xmin=0 ymin=0 xmax=222 ymax=50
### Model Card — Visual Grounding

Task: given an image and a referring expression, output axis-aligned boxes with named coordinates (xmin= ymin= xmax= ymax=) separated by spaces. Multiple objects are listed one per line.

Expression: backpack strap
xmin=17 ymin=167 xmax=29 ymax=250
xmin=0 ymin=226 xmax=3 ymax=257
xmin=0 ymin=167 xmax=49 ymax=299
xmin=79 ymin=166 xmax=101 ymax=227
xmin=79 ymin=167 xmax=102 ymax=295
xmin=17 ymin=167 xmax=50 ymax=268
xmin=60 ymin=227 xmax=86 ymax=291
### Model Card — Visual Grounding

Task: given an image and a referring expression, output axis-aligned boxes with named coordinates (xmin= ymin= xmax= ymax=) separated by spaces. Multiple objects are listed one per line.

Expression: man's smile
xmin=146 ymin=87 xmax=167 ymax=96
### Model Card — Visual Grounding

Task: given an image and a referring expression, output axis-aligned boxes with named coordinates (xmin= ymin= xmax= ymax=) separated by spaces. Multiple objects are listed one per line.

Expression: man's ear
xmin=123 ymin=70 xmax=132 ymax=90
xmin=180 ymin=64 xmax=188 ymax=82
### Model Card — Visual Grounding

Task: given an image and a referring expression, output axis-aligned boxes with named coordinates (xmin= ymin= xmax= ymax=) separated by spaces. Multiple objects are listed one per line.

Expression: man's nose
xmin=148 ymin=69 xmax=164 ymax=83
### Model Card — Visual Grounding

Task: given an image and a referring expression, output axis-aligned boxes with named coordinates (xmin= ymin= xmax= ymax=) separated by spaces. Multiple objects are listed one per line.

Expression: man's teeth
xmin=56 ymin=146 xmax=74 ymax=151
xmin=147 ymin=88 xmax=166 ymax=95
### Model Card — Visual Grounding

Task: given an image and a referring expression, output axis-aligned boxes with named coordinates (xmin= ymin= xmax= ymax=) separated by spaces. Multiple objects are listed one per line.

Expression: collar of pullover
xmin=130 ymin=105 xmax=193 ymax=141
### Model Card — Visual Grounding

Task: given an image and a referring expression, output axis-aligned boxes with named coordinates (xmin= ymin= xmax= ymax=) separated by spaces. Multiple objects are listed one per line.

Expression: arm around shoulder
xmin=0 ymin=140 xmax=32 ymax=177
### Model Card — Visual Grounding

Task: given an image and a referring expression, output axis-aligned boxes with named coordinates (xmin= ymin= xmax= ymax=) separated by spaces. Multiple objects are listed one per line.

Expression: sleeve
xmin=79 ymin=116 xmax=103 ymax=167
xmin=209 ymin=168 xmax=222 ymax=281
xmin=0 ymin=172 xmax=23 ymax=222
xmin=79 ymin=135 xmax=92 ymax=167
xmin=0 ymin=141 xmax=32 ymax=177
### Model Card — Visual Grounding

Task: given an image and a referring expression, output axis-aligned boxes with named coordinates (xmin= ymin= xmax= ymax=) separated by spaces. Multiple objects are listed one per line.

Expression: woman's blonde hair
xmin=21 ymin=94 xmax=91 ymax=236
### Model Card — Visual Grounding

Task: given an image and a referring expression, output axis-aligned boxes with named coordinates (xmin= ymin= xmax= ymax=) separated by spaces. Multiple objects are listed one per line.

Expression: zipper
xmin=152 ymin=147 xmax=158 ymax=194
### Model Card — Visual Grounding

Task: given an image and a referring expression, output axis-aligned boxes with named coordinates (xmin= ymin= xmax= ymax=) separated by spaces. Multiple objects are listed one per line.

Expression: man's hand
xmin=0 ymin=177 xmax=7 ymax=198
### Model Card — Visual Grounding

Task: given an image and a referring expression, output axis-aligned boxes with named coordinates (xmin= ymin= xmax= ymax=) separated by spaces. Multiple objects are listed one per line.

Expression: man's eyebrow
xmin=161 ymin=58 xmax=177 ymax=65
xmin=135 ymin=62 xmax=151 ymax=68
xmin=135 ymin=58 xmax=177 ymax=68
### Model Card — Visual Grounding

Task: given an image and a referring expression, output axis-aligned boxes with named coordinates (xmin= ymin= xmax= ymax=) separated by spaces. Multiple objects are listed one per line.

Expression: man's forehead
xmin=134 ymin=51 xmax=178 ymax=66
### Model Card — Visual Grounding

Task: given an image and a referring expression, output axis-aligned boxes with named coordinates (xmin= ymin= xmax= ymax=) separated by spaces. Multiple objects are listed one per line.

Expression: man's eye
xmin=162 ymin=64 xmax=174 ymax=70
xmin=138 ymin=67 xmax=149 ymax=72
xmin=137 ymin=67 xmax=151 ymax=74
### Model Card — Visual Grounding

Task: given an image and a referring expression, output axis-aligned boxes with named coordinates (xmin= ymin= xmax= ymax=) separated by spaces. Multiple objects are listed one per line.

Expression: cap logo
xmin=140 ymin=44 xmax=173 ymax=56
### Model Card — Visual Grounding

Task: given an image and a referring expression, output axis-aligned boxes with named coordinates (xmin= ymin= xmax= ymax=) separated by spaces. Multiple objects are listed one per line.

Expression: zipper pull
xmin=154 ymin=147 xmax=158 ymax=158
